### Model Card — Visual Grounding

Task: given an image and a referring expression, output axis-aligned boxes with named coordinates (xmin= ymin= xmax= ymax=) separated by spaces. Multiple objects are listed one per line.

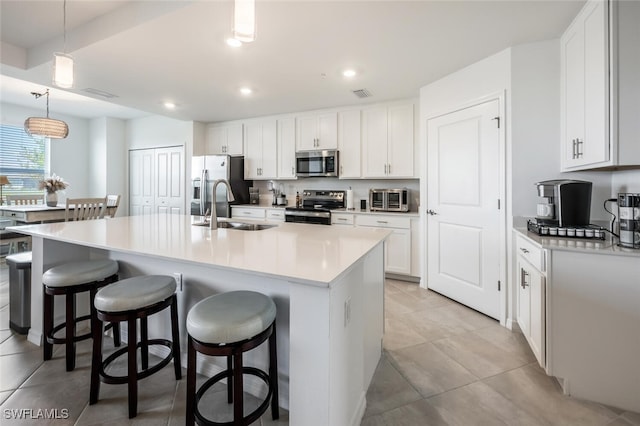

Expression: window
xmin=0 ymin=124 xmax=46 ymax=198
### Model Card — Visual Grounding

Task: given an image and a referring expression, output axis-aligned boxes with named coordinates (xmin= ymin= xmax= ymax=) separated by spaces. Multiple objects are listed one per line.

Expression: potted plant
xmin=39 ymin=174 xmax=69 ymax=207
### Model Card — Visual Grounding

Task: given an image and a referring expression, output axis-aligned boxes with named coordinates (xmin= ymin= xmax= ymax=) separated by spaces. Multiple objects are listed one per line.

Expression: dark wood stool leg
xmin=127 ymin=315 xmax=138 ymax=418
xmin=65 ymin=292 xmax=76 ymax=371
xmin=233 ymin=350 xmax=243 ymax=424
xmin=227 ymin=355 xmax=233 ymax=403
xmin=186 ymin=336 xmax=196 ymax=426
xmin=140 ymin=316 xmax=148 ymax=370
xmin=269 ymin=324 xmax=280 ymax=420
xmin=90 ymin=314 xmax=104 ymax=405
xmin=112 ymin=322 xmax=121 ymax=347
xmin=43 ymin=289 xmax=53 ymax=361
xmin=170 ymin=296 xmax=181 ymax=380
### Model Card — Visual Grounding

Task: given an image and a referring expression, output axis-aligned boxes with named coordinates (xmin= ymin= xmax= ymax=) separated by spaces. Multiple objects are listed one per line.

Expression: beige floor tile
xmin=483 ymin=364 xmax=619 ymax=426
xmin=432 ymin=330 xmax=534 ymax=379
xmin=0 ymin=334 xmax=41 ymax=356
xmin=0 ymin=350 xmax=43 ymax=392
xmin=0 ymin=389 xmax=14 ymax=405
xmin=410 ymin=303 xmax=497 ymax=337
xmin=363 ymin=354 xmax=422 ymax=416
xmin=361 ymin=413 xmax=387 ymax=426
xmin=387 ymin=342 xmax=477 ymax=398
xmin=472 ymin=324 xmax=537 ymax=363
xmin=608 ymin=418 xmax=636 ymax=426
xmin=386 ymin=290 xmax=450 ymax=314
xmin=0 ymin=329 xmax=13 ymax=344
xmin=0 ymin=306 xmax=10 ymax=330
xmin=382 ymin=316 xmax=427 ymax=351
xmin=379 ymin=399 xmax=450 ymax=426
xmin=398 ymin=310 xmax=459 ymax=342
xmin=622 ymin=411 xmax=640 ymax=425
xmin=427 ymin=381 xmax=543 ymax=426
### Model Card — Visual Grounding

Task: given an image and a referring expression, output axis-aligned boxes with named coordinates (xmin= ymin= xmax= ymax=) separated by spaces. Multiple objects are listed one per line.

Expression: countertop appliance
xmin=284 ymin=190 xmax=345 ymax=225
xmin=618 ymin=193 xmax=640 ymax=249
xmin=191 ymin=155 xmax=251 ymax=218
xmin=369 ymin=188 xmax=410 ymax=212
xmin=295 ymin=150 xmax=339 ymax=178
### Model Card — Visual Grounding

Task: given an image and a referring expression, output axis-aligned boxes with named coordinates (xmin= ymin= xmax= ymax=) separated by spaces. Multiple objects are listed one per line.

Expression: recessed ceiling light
xmin=226 ymin=37 xmax=242 ymax=48
xmin=343 ymin=69 xmax=357 ymax=78
xmin=164 ymin=102 xmax=176 ymax=109
xmin=240 ymin=87 xmax=252 ymax=95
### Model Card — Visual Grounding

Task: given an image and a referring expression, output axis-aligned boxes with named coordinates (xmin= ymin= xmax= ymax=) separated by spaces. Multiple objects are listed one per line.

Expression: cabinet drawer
xmin=356 ymin=214 xmax=410 ymax=229
xmin=266 ymin=209 xmax=285 ymax=221
xmin=332 ymin=213 xmax=354 ymax=225
xmin=516 ymin=234 xmax=545 ymax=272
xmin=1 ymin=210 xmax=26 ymax=221
xmin=231 ymin=207 xmax=266 ymax=219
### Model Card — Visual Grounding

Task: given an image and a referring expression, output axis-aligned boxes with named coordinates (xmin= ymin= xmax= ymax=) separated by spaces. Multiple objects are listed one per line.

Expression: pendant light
xmin=233 ymin=0 xmax=256 ymax=43
xmin=53 ymin=0 xmax=73 ymax=88
xmin=24 ymin=90 xmax=69 ymax=139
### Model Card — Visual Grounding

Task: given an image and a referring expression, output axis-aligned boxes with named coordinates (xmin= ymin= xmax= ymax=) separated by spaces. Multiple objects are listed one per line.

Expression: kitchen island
xmin=11 ymin=214 xmax=390 ymax=425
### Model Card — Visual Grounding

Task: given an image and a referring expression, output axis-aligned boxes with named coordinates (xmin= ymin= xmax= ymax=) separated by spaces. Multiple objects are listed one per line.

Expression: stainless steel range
xmin=284 ymin=190 xmax=345 ymax=225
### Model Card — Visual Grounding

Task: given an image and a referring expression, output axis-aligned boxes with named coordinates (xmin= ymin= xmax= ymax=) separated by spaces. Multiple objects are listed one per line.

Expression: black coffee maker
xmin=535 ymin=179 xmax=592 ymax=227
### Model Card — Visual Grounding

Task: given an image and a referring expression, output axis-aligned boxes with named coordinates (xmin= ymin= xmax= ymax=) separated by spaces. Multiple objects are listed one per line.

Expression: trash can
xmin=6 ymin=251 xmax=32 ymax=334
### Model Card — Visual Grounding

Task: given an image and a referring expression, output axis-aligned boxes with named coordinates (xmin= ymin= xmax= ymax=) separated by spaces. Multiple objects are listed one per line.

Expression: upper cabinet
xmin=244 ymin=119 xmax=277 ymax=180
xmin=296 ymin=112 xmax=338 ymax=151
xmin=338 ymin=109 xmax=361 ymax=179
xmin=560 ymin=0 xmax=640 ymax=171
xmin=206 ymin=123 xmax=243 ymax=156
xmin=362 ymin=103 xmax=415 ymax=178
xmin=277 ymin=118 xmax=297 ymax=179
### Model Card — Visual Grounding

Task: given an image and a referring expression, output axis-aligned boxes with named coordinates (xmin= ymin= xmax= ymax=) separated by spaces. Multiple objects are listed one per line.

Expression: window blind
xmin=0 ymin=124 xmax=46 ymax=196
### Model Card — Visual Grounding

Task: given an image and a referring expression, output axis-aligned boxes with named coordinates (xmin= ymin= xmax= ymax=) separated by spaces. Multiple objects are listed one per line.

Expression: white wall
xmin=125 ymin=115 xmax=192 ymax=150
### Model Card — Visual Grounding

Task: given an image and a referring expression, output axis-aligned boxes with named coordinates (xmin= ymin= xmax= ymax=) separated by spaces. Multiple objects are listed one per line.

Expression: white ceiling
xmin=0 ymin=0 xmax=585 ymax=123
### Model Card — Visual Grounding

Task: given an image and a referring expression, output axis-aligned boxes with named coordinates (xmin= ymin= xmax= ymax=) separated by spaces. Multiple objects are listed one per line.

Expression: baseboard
xmin=385 ymin=273 xmax=420 ymax=283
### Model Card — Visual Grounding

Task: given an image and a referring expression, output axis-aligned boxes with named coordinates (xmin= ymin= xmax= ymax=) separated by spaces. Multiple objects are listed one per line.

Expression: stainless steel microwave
xmin=296 ymin=150 xmax=339 ymax=177
xmin=370 ymin=188 xmax=410 ymax=212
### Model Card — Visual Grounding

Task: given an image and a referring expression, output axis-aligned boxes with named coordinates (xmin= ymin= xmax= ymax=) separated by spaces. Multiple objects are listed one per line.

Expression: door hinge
xmin=492 ymin=116 xmax=500 ymax=128
xmin=498 ymin=280 xmax=501 ymax=291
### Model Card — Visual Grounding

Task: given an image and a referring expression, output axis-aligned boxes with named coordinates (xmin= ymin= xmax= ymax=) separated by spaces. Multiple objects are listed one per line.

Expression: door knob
xmin=427 ymin=209 xmax=438 ymax=215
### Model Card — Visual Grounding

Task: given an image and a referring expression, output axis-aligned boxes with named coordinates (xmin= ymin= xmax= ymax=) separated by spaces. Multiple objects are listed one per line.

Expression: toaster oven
xmin=369 ymin=188 xmax=410 ymax=212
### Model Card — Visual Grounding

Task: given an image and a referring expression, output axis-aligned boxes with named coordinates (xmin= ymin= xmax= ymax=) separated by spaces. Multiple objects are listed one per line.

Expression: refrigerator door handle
xmin=201 ymin=169 xmax=208 ymax=216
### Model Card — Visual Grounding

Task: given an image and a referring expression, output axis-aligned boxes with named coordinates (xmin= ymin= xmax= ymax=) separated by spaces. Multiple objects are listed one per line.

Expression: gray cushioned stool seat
xmin=6 ymin=251 xmax=32 ymax=268
xmin=187 ymin=290 xmax=276 ymax=344
xmin=95 ymin=275 xmax=176 ymax=312
xmin=43 ymin=259 xmax=118 ymax=288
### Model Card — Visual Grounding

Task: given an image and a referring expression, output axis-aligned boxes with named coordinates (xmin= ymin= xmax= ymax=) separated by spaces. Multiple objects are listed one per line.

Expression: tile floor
xmin=0 ymin=259 xmax=638 ymax=425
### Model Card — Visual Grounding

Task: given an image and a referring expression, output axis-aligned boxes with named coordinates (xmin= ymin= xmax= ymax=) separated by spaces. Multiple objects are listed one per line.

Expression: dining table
xmin=0 ymin=203 xmax=117 ymax=224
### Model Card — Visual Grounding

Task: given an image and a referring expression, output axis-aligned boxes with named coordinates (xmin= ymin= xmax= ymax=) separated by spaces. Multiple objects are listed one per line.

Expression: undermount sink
xmin=192 ymin=221 xmax=277 ymax=231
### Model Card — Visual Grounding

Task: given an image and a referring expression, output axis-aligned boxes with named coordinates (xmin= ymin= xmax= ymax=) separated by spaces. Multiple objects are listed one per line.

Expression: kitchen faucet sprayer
xmin=210 ymin=179 xmax=235 ymax=230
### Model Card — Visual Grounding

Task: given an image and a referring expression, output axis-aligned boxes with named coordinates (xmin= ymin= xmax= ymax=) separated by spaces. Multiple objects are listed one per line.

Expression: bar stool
xmin=42 ymin=259 xmax=120 ymax=371
xmin=186 ymin=290 xmax=279 ymax=426
xmin=90 ymin=275 xmax=182 ymax=419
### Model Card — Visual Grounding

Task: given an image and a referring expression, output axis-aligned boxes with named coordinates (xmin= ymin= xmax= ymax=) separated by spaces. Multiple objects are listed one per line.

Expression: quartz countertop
xmin=10 ymin=214 xmax=391 ymax=286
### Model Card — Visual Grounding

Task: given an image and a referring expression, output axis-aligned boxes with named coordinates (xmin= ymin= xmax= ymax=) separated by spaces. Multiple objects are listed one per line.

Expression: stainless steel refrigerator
xmin=191 ymin=155 xmax=251 ymax=218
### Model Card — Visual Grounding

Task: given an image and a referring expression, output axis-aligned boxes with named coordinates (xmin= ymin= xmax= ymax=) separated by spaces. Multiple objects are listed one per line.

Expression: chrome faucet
xmin=210 ymin=179 xmax=235 ymax=230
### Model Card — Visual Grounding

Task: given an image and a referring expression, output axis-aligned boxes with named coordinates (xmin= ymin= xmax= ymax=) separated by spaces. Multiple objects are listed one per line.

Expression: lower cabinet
xmin=231 ymin=206 xmax=267 ymax=220
xmin=356 ymin=214 xmax=411 ymax=276
xmin=515 ymin=233 xmax=546 ymax=368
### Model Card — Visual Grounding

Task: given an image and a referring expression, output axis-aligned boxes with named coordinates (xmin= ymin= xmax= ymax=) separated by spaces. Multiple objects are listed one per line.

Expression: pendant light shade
xmin=24 ymin=90 xmax=69 ymax=139
xmin=233 ymin=0 xmax=256 ymax=43
xmin=53 ymin=52 xmax=74 ymax=89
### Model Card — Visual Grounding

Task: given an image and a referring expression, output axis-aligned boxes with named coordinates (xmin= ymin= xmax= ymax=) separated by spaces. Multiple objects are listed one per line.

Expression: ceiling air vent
xmin=83 ymin=88 xmax=118 ymax=99
xmin=352 ymin=88 xmax=372 ymax=98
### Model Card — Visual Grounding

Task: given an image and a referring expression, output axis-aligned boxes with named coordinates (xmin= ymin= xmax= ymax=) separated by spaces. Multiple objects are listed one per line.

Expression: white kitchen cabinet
xmin=362 ymin=103 xmax=414 ymax=178
xmin=207 ymin=123 xmax=243 ymax=156
xmin=560 ymin=0 xmax=640 ymax=170
xmin=266 ymin=208 xmax=286 ymax=222
xmin=296 ymin=112 xmax=337 ymax=151
xmin=244 ymin=119 xmax=277 ymax=180
xmin=331 ymin=212 xmax=354 ymax=226
xmin=231 ymin=206 xmax=266 ymax=220
xmin=277 ymin=118 xmax=297 ymax=179
xmin=515 ymin=233 xmax=546 ymax=368
xmin=129 ymin=146 xmax=185 ymax=216
xmin=338 ymin=109 xmax=361 ymax=179
xmin=356 ymin=214 xmax=411 ymax=275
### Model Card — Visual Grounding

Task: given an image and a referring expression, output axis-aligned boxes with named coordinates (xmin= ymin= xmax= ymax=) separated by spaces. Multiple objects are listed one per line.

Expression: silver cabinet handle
xmin=387 ymin=163 xmax=391 ymax=174
xmin=427 ymin=210 xmax=438 ymax=215
xmin=521 ymin=269 xmax=530 ymax=288
xmin=292 ymin=167 xmax=295 ymax=175
xmin=576 ymin=139 xmax=583 ymax=158
xmin=376 ymin=220 xmax=388 ymax=224
xmin=520 ymin=247 xmax=529 ymax=254
xmin=572 ymin=139 xmax=576 ymax=159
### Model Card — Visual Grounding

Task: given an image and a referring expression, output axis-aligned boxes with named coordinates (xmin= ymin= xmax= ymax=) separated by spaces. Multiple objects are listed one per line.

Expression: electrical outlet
xmin=173 ymin=272 xmax=182 ymax=291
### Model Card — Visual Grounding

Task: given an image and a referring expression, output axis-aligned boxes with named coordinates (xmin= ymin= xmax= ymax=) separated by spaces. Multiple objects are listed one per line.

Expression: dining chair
xmin=6 ymin=195 xmax=43 ymax=205
xmin=65 ymin=197 xmax=107 ymax=221
xmin=105 ymin=195 xmax=121 ymax=218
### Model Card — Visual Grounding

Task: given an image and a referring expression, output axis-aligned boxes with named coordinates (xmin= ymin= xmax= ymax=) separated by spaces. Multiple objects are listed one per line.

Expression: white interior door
xmin=427 ymin=99 xmax=501 ymax=319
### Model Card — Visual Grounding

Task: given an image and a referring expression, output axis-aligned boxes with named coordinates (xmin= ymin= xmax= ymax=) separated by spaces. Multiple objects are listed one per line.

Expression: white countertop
xmin=10 ymin=214 xmax=391 ymax=286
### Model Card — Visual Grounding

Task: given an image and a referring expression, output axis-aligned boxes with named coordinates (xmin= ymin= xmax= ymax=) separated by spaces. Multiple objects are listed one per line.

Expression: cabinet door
xmin=261 ymin=120 xmax=278 ymax=179
xmin=244 ymin=122 xmax=263 ymax=179
xmin=338 ymin=110 xmax=361 ymax=178
xmin=362 ymin=106 xmax=388 ymax=178
xmin=226 ymin=124 xmax=244 ymax=156
xmin=517 ymin=259 xmax=532 ymax=339
xmin=207 ymin=126 xmax=226 ymax=154
xmin=277 ymin=118 xmax=297 ymax=179
xmin=129 ymin=149 xmax=154 ymax=216
xmin=387 ymin=103 xmax=414 ymax=178
xmin=154 ymin=146 xmax=184 ymax=215
xmin=384 ymin=228 xmax=411 ymax=275
xmin=517 ymin=257 xmax=545 ymax=368
xmin=297 ymin=116 xmax=318 ymax=151
xmin=317 ymin=112 xmax=338 ymax=149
